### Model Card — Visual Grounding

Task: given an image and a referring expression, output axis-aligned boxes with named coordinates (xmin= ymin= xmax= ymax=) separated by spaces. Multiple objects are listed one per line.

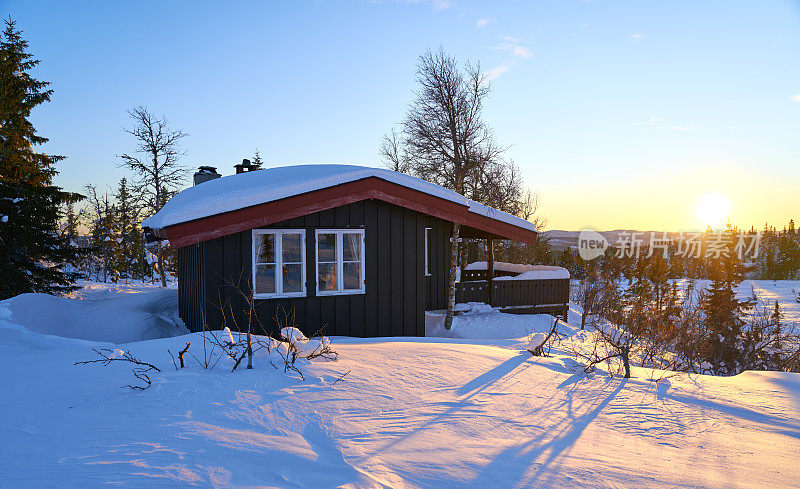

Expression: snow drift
xmin=1 ymin=289 xmax=187 ymax=343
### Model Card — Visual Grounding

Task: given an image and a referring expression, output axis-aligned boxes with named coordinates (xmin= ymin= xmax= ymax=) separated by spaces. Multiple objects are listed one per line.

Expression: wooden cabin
xmin=142 ymin=164 xmax=539 ymax=337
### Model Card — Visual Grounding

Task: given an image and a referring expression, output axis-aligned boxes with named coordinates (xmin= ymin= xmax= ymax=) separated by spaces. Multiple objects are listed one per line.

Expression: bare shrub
xmin=75 ymin=348 xmax=161 ymax=390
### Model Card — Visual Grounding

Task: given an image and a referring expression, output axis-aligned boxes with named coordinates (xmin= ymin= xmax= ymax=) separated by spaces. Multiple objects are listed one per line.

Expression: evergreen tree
xmin=771 ymin=301 xmax=783 ymax=351
xmin=252 ymin=149 xmax=264 ymax=169
xmin=0 ymin=18 xmax=83 ymax=299
xmin=699 ymin=231 xmax=752 ymax=375
xmin=84 ymin=185 xmax=120 ymax=282
xmin=114 ymin=178 xmax=137 ymax=280
xmin=63 ymin=200 xmax=80 ymax=242
xmin=558 ymin=248 xmax=575 ymax=277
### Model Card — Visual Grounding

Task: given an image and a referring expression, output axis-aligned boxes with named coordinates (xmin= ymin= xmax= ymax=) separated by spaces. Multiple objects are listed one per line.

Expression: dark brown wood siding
xmin=176 ymin=243 xmax=206 ymax=331
xmin=176 ymin=199 xmax=451 ymax=337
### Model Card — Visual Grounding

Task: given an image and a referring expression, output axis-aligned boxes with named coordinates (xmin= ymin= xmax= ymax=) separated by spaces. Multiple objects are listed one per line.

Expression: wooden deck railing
xmin=455 ymin=278 xmax=570 ymax=318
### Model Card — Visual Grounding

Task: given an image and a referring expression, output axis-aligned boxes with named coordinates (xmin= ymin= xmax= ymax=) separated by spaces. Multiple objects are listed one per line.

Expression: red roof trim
xmin=156 ymin=177 xmax=537 ymax=247
xmin=462 ymin=211 xmax=537 ymax=245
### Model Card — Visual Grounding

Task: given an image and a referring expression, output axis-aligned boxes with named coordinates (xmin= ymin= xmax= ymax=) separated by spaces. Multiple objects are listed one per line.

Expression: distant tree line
xmin=754 ymin=222 xmax=800 ymax=280
xmin=540 ymin=223 xmax=799 ymax=282
xmin=63 ymin=178 xmax=173 ymax=284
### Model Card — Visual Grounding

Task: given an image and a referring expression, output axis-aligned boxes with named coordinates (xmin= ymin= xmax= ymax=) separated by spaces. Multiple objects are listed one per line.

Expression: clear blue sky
xmin=5 ymin=0 xmax=800 ymax=230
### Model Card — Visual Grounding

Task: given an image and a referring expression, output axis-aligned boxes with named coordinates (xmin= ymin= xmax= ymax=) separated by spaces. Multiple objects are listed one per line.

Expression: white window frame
xmin=315 ymin=229 xmax=366 ymax=296
xmin=424 ymin=227 xmax=432 ymax=276
xmin=252 ymin=229 xmax=306 ymax=299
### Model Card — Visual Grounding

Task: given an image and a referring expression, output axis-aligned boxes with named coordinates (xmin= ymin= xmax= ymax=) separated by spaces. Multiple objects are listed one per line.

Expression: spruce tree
xmin=0 ymin=18 xmax=82 ymax=299
xmin=699 ymin=231 xmax=752 ymax=375
xmin=85 ymin=185 xmax=122 ymax=282
xmin=252 ymin=149 xmax=264 ymax=169
xmin=64 ymin=200 xmax=80 ymax=243
xmin=114 ymin=177 xmax=146 ymax=282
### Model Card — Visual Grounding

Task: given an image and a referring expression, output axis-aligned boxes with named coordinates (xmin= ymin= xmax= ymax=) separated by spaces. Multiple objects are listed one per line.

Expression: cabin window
xmin=424 ymin=227 xmax=432 ymax=276
xmin=252 ymin=230 xmax=306 ymax=298
xmin=315 ymin=229 xmax=365 ymax=295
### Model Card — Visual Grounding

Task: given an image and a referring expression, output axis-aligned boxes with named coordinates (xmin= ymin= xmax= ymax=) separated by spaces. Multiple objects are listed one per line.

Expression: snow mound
xmin=426 ymin=309 xmax=564 ymax=340
xmin=2 ymin=289 xmax=188 ymax=344
xmin=281 ymin=327 xmax=308 ymax=343
xmin=453 ymin=302 xmax=494 ymax=314
xmin=281 ymin=327 xmax=333 ymax=358
xmin=527 ymin=332 xmax=547 ymax=353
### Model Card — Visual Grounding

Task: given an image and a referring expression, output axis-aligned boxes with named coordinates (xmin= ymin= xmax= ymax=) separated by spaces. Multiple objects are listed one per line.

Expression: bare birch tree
xmin=383 ymin=48 xmax=519 ymax=330
xmin=119 ymin=106 xmax=187 ymax=287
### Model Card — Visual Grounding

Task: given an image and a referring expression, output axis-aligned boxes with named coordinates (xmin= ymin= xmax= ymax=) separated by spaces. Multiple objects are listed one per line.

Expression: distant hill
xmin=542 ymin=230 xmax=683 ymax=252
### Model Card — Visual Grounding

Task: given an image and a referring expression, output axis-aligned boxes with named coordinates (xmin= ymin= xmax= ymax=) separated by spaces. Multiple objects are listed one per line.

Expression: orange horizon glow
xmin=536 ymin=165 xmax=798 ymax=233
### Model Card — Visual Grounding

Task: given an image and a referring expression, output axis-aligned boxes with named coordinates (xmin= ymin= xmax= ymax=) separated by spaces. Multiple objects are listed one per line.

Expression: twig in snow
xmin=167 ymin=342 xmax=192 ymax=370
xmin=332 ymin=370 xmax=350 ymax=385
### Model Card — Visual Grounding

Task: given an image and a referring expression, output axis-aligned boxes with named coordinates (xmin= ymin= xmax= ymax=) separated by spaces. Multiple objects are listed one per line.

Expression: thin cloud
xmin=485 ymin=65 xmax=510 ymax=81
xmin=494 ymin=35 xmax=533 ymax=58
xmin=790 ymin=92 xmax=800 ymax=102
xmin=633 ymin=117 xmax=702 ymax=132
xmin=630 ymin=33 xmax=646 ymax=42
xmin=476 ymin=18 xmax=492 ymax=28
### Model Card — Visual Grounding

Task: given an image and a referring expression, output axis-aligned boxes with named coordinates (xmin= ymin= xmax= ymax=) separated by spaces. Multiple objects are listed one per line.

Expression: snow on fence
xmin=462 ymin=262 xmax=570 ymax=281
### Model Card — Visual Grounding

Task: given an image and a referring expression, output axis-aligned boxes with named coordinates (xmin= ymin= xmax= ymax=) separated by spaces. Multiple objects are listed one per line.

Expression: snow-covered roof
xmin=494 ymin=268 xmax=570 ymax=280
xmin=463 ymin=199 xmax=537 ymax=236
xmin=142 ymin=164 xmax=537 ymax=233
xmin=466 ymin=261 xmax=541 ymax=273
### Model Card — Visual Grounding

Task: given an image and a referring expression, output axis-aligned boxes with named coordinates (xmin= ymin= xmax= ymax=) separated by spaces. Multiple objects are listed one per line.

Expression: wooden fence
xmin=455 ymin=278 xmax=570 ymax=319
xmin=461 ymin=269 xmax=519 ymax=281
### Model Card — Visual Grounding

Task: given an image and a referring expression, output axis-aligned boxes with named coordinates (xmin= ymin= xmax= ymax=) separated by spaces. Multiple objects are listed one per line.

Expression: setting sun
xmin=695 ymin=192 xmax=731 ymax=228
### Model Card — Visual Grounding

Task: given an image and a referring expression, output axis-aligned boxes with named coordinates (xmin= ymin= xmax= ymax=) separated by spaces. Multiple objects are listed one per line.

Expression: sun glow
xmin=695 ymin=192 xmax=731 ymax=229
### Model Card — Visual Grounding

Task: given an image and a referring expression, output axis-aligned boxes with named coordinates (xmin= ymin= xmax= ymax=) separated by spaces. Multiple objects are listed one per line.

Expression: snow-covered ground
xmin=666 ymin=279 xmax=800 ymax=325
xmin=1 ymin=281 xmax=799 ymax=488
xmin=63 ymin=279 xmax=177 ymax=300
xmin=727 ymin=279 xmax=800 ymax=324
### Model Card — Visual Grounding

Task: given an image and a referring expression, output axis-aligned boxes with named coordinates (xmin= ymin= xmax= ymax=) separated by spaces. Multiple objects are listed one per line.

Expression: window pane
xmin=343 ymin=233 xmax=361 ymax=261
xmin=255 ymin=264 xmax=276 ymax=294
xmin=317 ymin=233 xmax=336 ymax=262
xmin=343 ymin=261 xmax=361 ymax=290
xmin=318 ymin=263 xmax=337 ymax=291
xmin=283 ymin=263 xmax=303 ymax=293
xmin=282 ymin=233 xmax=303 ymax=263
xmin=255 ymin=234 xmax=275 ymax=263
